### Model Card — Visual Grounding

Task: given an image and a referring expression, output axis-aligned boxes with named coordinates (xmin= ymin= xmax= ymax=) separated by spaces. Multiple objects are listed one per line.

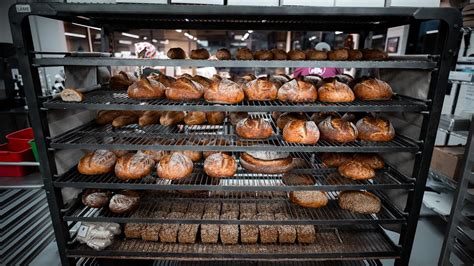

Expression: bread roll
xmin=361 ymin=49 xmax=388 ymax=60
xmin=352 ymin=153 xmax=385 ymax=169
xmin=149 ymin=73 xmax=176 ymax=87
xmin=318 ymin=79 xmax=355 ymax=103
xmin=236 ymin=48 xmax=253 ymax=60
xmin=242 ymin=77 xmax=278 ymax=101
xmin=216 ymin=48 xmax=231 ymax=60
xmin=338 ymin=160 xmax=375 ymax=180
xmin=240 ymin=152 xmax=293 ymax=174
xmin=190 ymin=48 xmax=210 ymax=59
xmin=276 ymin=112 xmax=306 ymax=130
xmin=205 ymin=79 xmax=244 ymax=104
xmin=191 ymin=75 xmax=212 ymax=90
xmin=78 ymin=150 xmax=117 ymax=175
xmin=140 ymin=150 xmax=169 ymax=163
xmin=353 ymin=78 xmax=393 ymax=100
xmin=173 ymin=150 xmax=202 ymax=162
xmin=306 ymin=49 xmax=327 ymax=60
xmin=138 ymin=111 xmax=162 ymax=127
xmin=278 ymin=79 xmax=317 ymax=103
xmin=328 ymin=48 xmax=349 ymax=60
xmin=318 ymin=116 xmax=358 ymax=143
xmin=109 ymin=190 xmax=140 ymax=214
xmin=128 ymin=76 xmax=165 ymax=99
xmin=288 ymin=49 xmax=306 ymax=60
xmin=204 ymin=153 xmax=237 ymax=178
xmin=115 ymin=153 xmax=155 ymax=180
xmin=112 ymin=115 xmax=138 ymax=128
xmin=166 ymin=77 xmax=203 ymax=101
xmin=283 ymin=120 xmax=320 ymax=144
xmin=320 ymin=153 xmax=352 ymax=167
xmin=348 ymin=49 xmax=363 ymax=60
xmin=167 ymin=47 xmax=186 ymax=59
xmin=184 ymin=111 xmax=206 ymax=125
xmin=236 ymin=118 xmax=273 ymax=139
xmin=338 ymin=190 xmax=381 ymax=214
xmin=310 ymin=112 xmax=340 ymax=124
xmin=160 ymin=111 xmax=185 ymax=126
xmin=356 ymin=116 xmax=395 ymax=142
xmin=157 ymin=153 xmax=193 ymax=180
xmin=82 ymin=189 xmax=110 ymax=208
xmin=253 ymin=50 xmax=273 ymax=60
xmin=206 ymin=112 xmax=226 ymax=125
xmin=289 ymin=190 xmax=328 ymax=208
xmin=60 ymin=88 xmax=84 ymax=102
xmin=109 ymin=71 xmax=136 ymax=90
xmin=271 ymin=48 xmax=288 ymax=60
xmin=229 ymin=112 xmax=248 ymax=126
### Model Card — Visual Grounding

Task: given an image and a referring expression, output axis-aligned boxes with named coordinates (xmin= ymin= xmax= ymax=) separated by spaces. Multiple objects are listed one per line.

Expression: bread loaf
xmin=328 ymin=48 xmax=349 ymax=60
xmin=167 ymin=47 xmax=186 ymax=59
xmin=166 ymin=77 xmax=204 ymax=101
xmin=253 ymin=50 xmax=273 ymax=60
xmin=206 ymin=111 xmax=226 ymax=125
xmin=278 ymin=79 xmax=317 ymax=103
xmin=173 ymin=150 xmax=202 ymax=162
xmin=204 ymin=153 xmax=237 ymax=178
xmin=124 ymin=223 xmax=144 ymax=239
xmin=320 ymin=153 xmax=352 ymax=167
xmin=271 ymin=48 xmax=288 ymax=60
xmin=82 ymin=189 xmax=110 ymax=208
xmin=276 ymin=112 xmax=306 ymax=130
xmin=338 ymin=190 xmax=381 ymax=214
xmin=318 ymin=116 xmax=358 ymax=143
xmin=301 ymin=75 xmax=324 ymax=88
xmin=216 ymin=48 xmax=231 ymax=60
xmin=242 ymin=77 xmax=278 ymax=101
xmin=310 ymin=112 xmax=340 ymax=124
xmin=236 ymin=48 xmax=253 ymax=60
xmin=139 ymin=150 xmax=169 ymax=163
xmin=184 ymin=111 xmax=207 ymax=125
xmin=109 ymin=190 xmax=140 ymax=214
xmin=289 ymin=190 xmax=328 ymax=208
xmin=236 ymin=118 xmax=273 ymax=139
xmin=149 ymin=73 xmax=176 ymax=87
xmin=190 ymin=48 xmax=210 ymax=59
xmin=348 ymin=49 xmax=363 ymax=60
xmin=296 ymin=225 xmax=316 ymax=244
xmin=159 ymin=212 xmax=185 ymax=243
xmin=306 ymin=49 xmax=327 ymax=60
xmin=220 ymin=211 xmax=239 ymax=245
xmin=353 ymin=78 xmax=393 ymax=100
xmin=318 ymin=79 xmax=355 ymax=103
xmin=160 ymin=111 xmax=185 ymax=126
xmin=78 ymin=150 xmax=117 ymax=175
xmin=204 ymin=79 xmax=244 ymax=104
xmin=240 ymin=213 xmax=258 ymax=244
xmin=127 ymin=76 xmax=165 ymax=99
xmin=96 ymin=110 xmax=127 ymax=125
xmin=356 ymin=116 xmax=395 ymax=142
xmin=361 ymin=49 xmax=388 ymax=60
xmin=283 ymin=120 xmax=320 ymax=144
xmin=352 ymin=153 xmax=385 ymax=169
xmin=191 ymin=75 xmax=212 ymax=90
xmin=157 ymin=153 xmax=193 ymax=180
xmin=229 ymin=112 xmax=248 ymax=126
xmin=138 ymin=111 xmax=162 ymax=127
xmin=240 ymin=152 xmax=293 ymax=174
xmin=269 ymin=74 xmax=291 ymax=87
xmin=275 ymin=213 xmax=296 ymax=244
xmin=60 ymin=88 xmax=84 ymax=102
xmin=257 ymin=213 xmax=278 ymax=244
xmin=338 ymin=160 xmax=375 ymax=180
xmin=288 ymin=49 xmax=306 ymax=60
xmin=115 ymin=153 xmax=155 ymax=180
xmin=281 ymin=173 xmax=315 ymax=186
xmin=112 ymin=114 xmax=138 ymax=128
xmin=109 ymin=71 xmax=136 ymax=90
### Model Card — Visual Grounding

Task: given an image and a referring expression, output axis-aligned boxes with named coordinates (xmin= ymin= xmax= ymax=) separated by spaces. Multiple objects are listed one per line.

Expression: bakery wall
xmin=0 ymin=0 xmax=16 ymax=43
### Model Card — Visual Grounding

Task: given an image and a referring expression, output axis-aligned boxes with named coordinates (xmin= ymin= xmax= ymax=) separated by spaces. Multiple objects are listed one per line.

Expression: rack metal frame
xmin=8 ymin=3 xmax=462 ymax=266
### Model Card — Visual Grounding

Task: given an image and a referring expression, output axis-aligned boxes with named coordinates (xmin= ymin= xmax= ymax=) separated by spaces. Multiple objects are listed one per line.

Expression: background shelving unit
xmin=8 ymin=3 xmax=462 ymax=266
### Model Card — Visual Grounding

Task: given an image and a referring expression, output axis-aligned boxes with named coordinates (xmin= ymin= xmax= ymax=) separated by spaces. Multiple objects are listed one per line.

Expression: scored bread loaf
xmin=338 ymin=160 xmax=375 ymax=180
xmin=236 ymin=117 xmax=273 ymax=139
xmin=82 ymin=189 xmax=111 ymax=208
xmin=127 ymin=76 xmax=165 ymax=99
xmin=353 ymin=78 xmax=393 ymax=101
xmin=356 ymin=116 xmax=395 ymax=142
xmin=78 ymin=150 xmax=117 ymax=175
xmin=276 ymin=112 xmax=306 ymax=130
xmin=318 ymin=116 xmax=358 ymax=143
xmin=156 ymin=153 xmax=193 ymax=180
xmin=190 ymin=48 xmax=210 ymax=59
xmin=320 ymin=153 xmax=353 ymax=167
xmin=138 ymin=111 xmax=162 ymax=127
xmin=160 ymin=111 xmax=185 ymax=126
xmin=338 ymin=190 xmax=381 ymax=214
xmin=109 ymin=71 xmax=136 ymax=90
xmin=318 ymin=79 xmax=355 ymax=103
xmin=204 ymin=79 xmax=244 ymax=104
xmin=242 ymin=77 xmax=278 ymax=101
xmin=60 ymin=88 xmax=84 ymax=102
xmin=109 ymin=190 xmax=140 ymax=214
xmin=114 ymin=153 xmax=155 ymax=180
xmin=352 ymin=153 xmax=385 ymax=169
xmin=204 ymin=153 xmax=237 ymax=178
xmin=278 ymin=79 xmax=318 ymax=103
xmin=216 ymin=48 xmax=231 ymax=60
xmin=184 ymin=111 xmax=207 ymax=125
xmin=206 ymin=111 xmax=226 ymax=125
xmin=149 ymin=72 xmax=176 ymax=87
xmin=283 ymin=120 xmax=320 ymax=144
xmin=289 ymin=190 xmax=328 ymax=208
xmin=166 ymin=77 xmax=204 ymax=101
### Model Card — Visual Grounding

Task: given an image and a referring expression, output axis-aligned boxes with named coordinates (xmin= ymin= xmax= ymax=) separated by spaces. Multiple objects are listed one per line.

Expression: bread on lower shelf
xmin=141 ymin=210 xmax=167 ymax=241
xmin=275 ymin=213 xmax=296 ymax=244
xmin=159 ymin=212 xmax=185 ymax=243
xmin=296 ymin=225 xmax=317 ymax=244
xmin=257 ymin=213 xmax=278 ymax=244
xmin=178 ymin=204 xmax=204 ymax=244
xmin=124 ymin=223 xmax=144 ymax=239
xmin=240 ymin=213 xmax=258 ymax=244
xmin=200 ymin=212 xmax=220 ymax=244
xmin=220 ymin=212 xmax=239 ymax=245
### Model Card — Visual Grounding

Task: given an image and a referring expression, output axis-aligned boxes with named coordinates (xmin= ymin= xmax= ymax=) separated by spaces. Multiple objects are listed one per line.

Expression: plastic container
xmin=6 ymin=128 xmax=34 ymax=152
xmin=0 ymin=144 xmax=34 ymax=177
xmin=29 ymin=140 xmax=39 ymax=162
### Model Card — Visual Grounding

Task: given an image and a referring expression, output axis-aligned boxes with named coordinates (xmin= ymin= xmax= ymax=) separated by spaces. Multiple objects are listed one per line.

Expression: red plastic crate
xmin=0 ymin=144 xmax=34 ymax=177
xmin=6 ymin=128 xmax=34 ymax=152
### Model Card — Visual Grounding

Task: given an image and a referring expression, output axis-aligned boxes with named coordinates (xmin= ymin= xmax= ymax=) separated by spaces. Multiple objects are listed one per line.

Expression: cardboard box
xmin=386 ymin=0 xmax=439 ymax=7
xmin=227 ymin=0 xmax=279 ymax=6
xmin=171 ymin=0 xmax=224 ymax=4
xmin=335 ymin=0 xmax=384 ymax=7
xmin=281 ymin=0 xmax=334 ymax=6
xmin=430 ymin=146 xmax=465 ymax=181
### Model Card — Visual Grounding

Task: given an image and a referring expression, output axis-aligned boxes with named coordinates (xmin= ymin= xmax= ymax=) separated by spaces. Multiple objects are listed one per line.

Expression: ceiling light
xmin=248 ymin=30 xmax=253 ymax=33
xmin=184 ymin=32 xmax=190 ymax=37
xmin=121 ymin=32 xmax=139 ymax=39
xmin=193 ymin=37 xmax=197 ymax=40
xmin=335 ymin=31 xmax=343 ymax=35
xmin=143 ymin=37 xmax=148 ymax=40
xmin=160 ymin=40 xmax=169 ymax=44
xmin=426 ymin=30 xmax=439 ymax=34
xmin=64 ymin=32 xmax=86 ymax=38
xmin=118 ymin=40 xmax=132 ymax=45
xmin=188 ymin=35 xmax=194 ymax=39
xmin=185 ymin=19 xmax=190 ymax=22
xmin=176 ymin=29 xmax=182 ymax=33
xmin=77 ymin=16 xmax=90 ymax=20
xmin=372 ymin=34 xmax=384 ymax=40
xmin=242 ymin=32 xmax=250 ymax=40
xmin=72 ymin=23 xmax=101 ymax=31
xmin=152 ymin=39 xmax=158 ymax=43
xmin=309 ymin=36 xmax=317 ymax=41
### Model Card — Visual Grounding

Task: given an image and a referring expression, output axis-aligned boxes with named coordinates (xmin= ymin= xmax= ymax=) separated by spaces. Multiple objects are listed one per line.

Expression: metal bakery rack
xmin=8 ymin=2 xmax=461 ymax=266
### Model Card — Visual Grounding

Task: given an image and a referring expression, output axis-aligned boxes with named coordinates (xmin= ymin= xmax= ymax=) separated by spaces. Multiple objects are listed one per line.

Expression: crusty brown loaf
xmin=229 ymin=112 xmax=248 ymax=126
xmin=283 ymin=120 xmax=320 ymax=144
xmin=96 ymin=110 xmax=130 ymax=125
xmin=253 ymin=50 xmax=274 ymax=60
xmin=276 ymin=112 xmax=306 ymax=130
xmin=206 ymin=112 xmax=226 ymax=125
xmin=124 ymin=223 xmax=144 ymax=239
xmin=166 ymin=77 xmax=204 ymax=101
xmin=310 ymin=112 xmax=340 ymax=124
xmin=318 ymin=116 xmax=358 ymax=143
xmin=78 ymin=150 xmax=117 ymax=175
xmin=338 ymin=160 xmax=375 ymax=180
xmin=156 ymin=153 xmax=193 ymax=180
xmin=278 ymin=79 xmax=317 ymax=103
xmin=275 ymin=213 xmax=297 ymax=244
xmin=127 ymin=76 xmax=165 ymax=99
xmin=271 ymin=48 xmax=288 ymax=60
xmin=240 ymin=213 xmax=258 ymax=244
xmin=240 ymin=152 xmax=294 ymax=174
xmin=361 ymin=49 xmax=388 ymax=61
xmin=149 ymin=73 xmax=176 ymax=87
xmin=236 ymin=118 xmax=273 ymax=139
xmin=338 ymin=190 xmax=381 ymax=214
xmin=160 ymin=111 xmax=185 ymax=126
xmin=320 ymin=153 xmax=353 ymax=167
xmin=348 ymin=49 xmax=363 ymax=60
xmin=306 ymin=49 xmax=328 ymax=60
xmin=112 ymin=114 xmax=138 ymax=128
xmin=352 ymin=153 xmax=385 ymax=169
xmin=269 ymin=74 xmax=291 ymax=87
xmin=82 ymin=189 xmax=110 ymax=208
xmin=109 ymin=190 xmax=140 ymax=214
xmin=138 ymin=111 xmax=162 ymax=127
xmin=167 ymin=47 xmax=186 ymax=59
xmin=173 ymin=150 xmax=202 ymax=162
xmin=281 ymin=173 xmax=315 ymax=186
xmin=328 ymin=48 xmax=349 ymax=61
xmin=290 ymin=190 xmax=328 ymax=208
xmin=356 ymin=116 xmax=395 ymax=142
xmin=201 ymin=212 xmax=220 ymax=243
xmin=242 ymin=77 xmax=278 ymax=101
xmin=203 ymin=151 xmax=230 ymax=159
xmin=115 ymin=153 xmax=155 ymax=180
xmin=184 ymin=111 xmax=207 ymax=125
xmin=237 ymin=74 xmax=257 ymax=84
xmin=257 ymin=213 xmax=278 ymax=244
xmin=216 ymin=48 xmax=231 ymax=60
xmin=60 ymin=88 xmax=84 ymax=102
xmin=220 ymin=212 xmax=239 ymax=245
xmin=204 ymin=153 xmax=237 ymax=178
xmin=301 ymin=75 xmax=324 ymax=88
xmin=288 ymin=49 xmax=306 ymax=60
xmin=109 ymin=71 xmax=136 ymax=90
xmin=160 ymin=212 xmax=185 ymax=243
xmin=318 ymin=79 xmax=355 ymax=103
xmin=236 ymin=48 xmax=253 ymax=60
xmin=204 ymin=79 xmax=244 ymax=104
xmin=190 ymin=48 xmax=210 ymax=59
xmin=353 ymin=78 xmax=393 ymax=100
xmin=140 ymin=150 xmax=169 ymax=163
xmin=296 ymin=225 xmax=316 ymax=244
